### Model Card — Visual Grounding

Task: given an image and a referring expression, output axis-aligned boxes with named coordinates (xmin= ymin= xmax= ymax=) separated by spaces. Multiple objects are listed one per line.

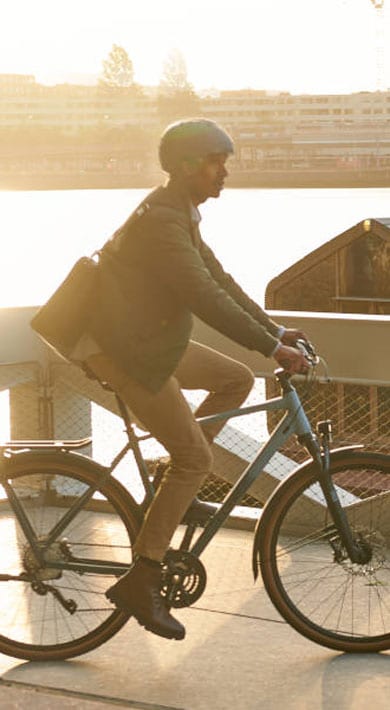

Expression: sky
xmin=0 ymin=0 xmax=389 ymax=94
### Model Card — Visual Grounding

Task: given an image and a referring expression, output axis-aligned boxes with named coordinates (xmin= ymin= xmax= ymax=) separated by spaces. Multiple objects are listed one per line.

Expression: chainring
xmin=23 ymin=538 xmax=71 ymax=581
xmin=161 ymin=549 xmax=207 ymax=608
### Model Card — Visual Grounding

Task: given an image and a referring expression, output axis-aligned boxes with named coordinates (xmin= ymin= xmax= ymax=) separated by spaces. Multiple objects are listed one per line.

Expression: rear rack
xmin=0 ymin=438 xmax=92 ymax=451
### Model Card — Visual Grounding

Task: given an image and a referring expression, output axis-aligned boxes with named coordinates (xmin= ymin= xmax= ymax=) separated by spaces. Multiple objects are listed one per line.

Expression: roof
xmin=265 ymin=218 xmax=390 ymax=312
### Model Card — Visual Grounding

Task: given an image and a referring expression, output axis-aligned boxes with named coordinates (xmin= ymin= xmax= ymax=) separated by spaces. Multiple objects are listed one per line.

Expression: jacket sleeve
xmin=142 ymin=214 xmax=280 ymax=357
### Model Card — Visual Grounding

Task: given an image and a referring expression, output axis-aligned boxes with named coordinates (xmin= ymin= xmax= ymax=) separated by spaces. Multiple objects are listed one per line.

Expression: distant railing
xmin=0 ymin=307 xmax=389 ymax=511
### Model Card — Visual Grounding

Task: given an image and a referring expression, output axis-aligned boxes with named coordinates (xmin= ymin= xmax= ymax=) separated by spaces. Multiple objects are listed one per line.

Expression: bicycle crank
xmin=161 ymin=550 xmax=207 ymax=608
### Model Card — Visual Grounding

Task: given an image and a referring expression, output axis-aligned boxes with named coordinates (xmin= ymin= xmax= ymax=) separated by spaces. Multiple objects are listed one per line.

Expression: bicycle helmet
xmin=159 ymin=119 xmax=234 ymax=173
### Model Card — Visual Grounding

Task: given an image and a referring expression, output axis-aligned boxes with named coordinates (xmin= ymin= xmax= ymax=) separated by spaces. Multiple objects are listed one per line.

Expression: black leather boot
xmin=152 ymin=458 xmax=215 ymax=524
xmin=105 ymin=558 xmax=185 ymax=640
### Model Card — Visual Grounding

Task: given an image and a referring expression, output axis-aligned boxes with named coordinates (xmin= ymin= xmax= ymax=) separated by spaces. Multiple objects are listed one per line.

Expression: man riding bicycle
xmin=76 ymin=119 xmax=309 ymax=641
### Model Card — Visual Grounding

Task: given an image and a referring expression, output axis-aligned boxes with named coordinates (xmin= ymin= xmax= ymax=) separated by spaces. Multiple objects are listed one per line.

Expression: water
xmin=1 ymin=186 xmax=389 ymax=309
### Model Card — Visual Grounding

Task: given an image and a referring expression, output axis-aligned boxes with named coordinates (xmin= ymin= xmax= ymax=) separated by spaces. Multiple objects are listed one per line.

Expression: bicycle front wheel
xmin=0 ymin=451 xmax=142 ymax=661
xmin=258 ymin=451 xmax=390 ymax=653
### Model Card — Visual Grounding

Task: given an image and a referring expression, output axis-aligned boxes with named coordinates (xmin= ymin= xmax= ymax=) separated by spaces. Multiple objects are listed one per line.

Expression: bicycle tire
xmin=257 ymin=450 xmax=390 ymax=653
xmin=0 ymin=450 xmax=142 ymax=661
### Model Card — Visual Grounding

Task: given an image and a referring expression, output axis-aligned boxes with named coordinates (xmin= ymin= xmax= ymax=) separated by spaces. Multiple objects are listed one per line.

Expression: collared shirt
xmin=190 ymin=202 xmax=201 ymax=224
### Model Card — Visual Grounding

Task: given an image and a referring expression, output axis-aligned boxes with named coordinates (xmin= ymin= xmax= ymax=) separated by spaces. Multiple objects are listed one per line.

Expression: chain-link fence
xmin=193 ymin=374 xmax=390 ymax=508
xmin=1 ymin=361 xmax=389 ymax=510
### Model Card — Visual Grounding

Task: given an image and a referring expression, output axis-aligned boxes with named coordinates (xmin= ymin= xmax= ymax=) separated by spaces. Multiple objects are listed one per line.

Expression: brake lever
xmin=295 ymin=338 xmax=320 ymax=366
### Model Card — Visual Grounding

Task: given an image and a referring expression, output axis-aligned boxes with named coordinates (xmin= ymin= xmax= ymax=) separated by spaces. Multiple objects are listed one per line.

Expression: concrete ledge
xmin=193 ymin=311 xmax=390 ymax=385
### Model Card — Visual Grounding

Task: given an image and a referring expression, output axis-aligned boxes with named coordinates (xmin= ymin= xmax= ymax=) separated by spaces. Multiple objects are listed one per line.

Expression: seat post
xmin=113 ymin=392 xmax=155 ymax=506
xmin=114 ymin=392 xmax=135 ymax=438
xmin=81 ymin=363 xmax=154 ymax=504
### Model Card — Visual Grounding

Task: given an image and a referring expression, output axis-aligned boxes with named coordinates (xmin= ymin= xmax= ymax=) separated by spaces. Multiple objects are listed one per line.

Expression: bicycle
xmin=0 ymin=340 xmax=389 ymax=661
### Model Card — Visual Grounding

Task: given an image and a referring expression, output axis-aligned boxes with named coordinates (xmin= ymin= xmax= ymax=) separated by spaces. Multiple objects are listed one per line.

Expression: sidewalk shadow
xmin=1 ymin=528 xmax=390 ymax=710
xmin=0 ymin=622 xmax=167 ymax=707
xmin=1 ymin=601 xmax=390 ymax=710
xmin=320 ymin=653 xmax=390 ymax=709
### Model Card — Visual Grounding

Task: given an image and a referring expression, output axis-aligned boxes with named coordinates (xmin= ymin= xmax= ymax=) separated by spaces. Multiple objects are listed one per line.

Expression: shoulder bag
xmin=30 ymin=254 xmax=99 ymax=359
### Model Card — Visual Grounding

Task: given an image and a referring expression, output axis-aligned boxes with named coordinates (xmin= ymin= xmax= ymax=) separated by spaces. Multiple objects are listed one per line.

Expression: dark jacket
xmin=90 ymin=180 xmax=281 ymax=392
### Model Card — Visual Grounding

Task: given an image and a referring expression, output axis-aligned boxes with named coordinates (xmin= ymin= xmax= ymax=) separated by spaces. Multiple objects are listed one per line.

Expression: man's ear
xmin=181 ymin=158 xmax=201 ymax=176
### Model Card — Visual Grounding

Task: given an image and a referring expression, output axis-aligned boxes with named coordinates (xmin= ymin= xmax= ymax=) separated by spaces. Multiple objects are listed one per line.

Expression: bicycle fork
xmin=302 ymin=424 xmax=371 ymax=565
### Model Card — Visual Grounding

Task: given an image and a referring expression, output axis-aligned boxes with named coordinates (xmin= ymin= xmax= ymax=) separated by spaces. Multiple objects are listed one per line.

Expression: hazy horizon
xmin=10 ymin=71 xmax=390 ymax=99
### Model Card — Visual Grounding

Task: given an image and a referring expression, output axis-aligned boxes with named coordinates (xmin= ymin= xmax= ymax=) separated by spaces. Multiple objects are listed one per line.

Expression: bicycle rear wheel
xmin=258 ymin=451 xmax=390 ymax=653
xmin=0 ymin=451 xmax=141 ymax=661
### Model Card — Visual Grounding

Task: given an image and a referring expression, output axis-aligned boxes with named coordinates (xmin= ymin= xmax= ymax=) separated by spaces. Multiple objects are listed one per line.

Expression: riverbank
xmin=1 ymin=168 xmax=390 ymax=191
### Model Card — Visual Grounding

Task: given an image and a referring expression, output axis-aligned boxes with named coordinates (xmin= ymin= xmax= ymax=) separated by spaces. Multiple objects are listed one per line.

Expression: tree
xmin=160 ymin=49 xmax=192 ymax=93
xmin=99 ymin=44 xmax=137 ymax=91
xmin=158 ymin=49 xmax=200 ymax=124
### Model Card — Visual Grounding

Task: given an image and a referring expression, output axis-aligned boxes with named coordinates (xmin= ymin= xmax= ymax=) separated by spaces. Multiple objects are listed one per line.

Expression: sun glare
xmin=0 ymin=0 xmax=386 ymax=94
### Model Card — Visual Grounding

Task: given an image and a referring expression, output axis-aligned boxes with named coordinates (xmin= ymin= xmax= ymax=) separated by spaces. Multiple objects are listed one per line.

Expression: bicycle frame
xmin=190 ymin=375 xmax=315 ymax=556
xmin=190 ymin=372 xmax=365 ymax=564
xmin=0 ymin=370 xmax=364 ymax=579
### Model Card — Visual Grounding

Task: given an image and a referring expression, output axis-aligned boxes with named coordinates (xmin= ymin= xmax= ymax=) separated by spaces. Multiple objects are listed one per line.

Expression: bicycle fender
xmin=0 ymin=448 xmax=143 ymax=527
xmin=251 ymin=444 xmax=363 ymax=580
xmin=0 ymin=446 xmax=104 ymax=477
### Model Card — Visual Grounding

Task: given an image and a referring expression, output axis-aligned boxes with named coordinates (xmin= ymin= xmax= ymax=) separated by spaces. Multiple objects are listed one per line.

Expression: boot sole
xmin=105 ymin=590 xmax=185 ymax=641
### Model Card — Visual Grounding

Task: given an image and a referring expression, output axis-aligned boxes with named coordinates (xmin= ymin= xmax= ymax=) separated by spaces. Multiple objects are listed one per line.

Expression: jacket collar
xmin=148 ymin=180 xmax=202 ymax=246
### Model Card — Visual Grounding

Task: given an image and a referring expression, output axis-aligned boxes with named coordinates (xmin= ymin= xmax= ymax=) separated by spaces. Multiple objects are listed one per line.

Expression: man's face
xmin=184 ymin=153 xmax=230 ymax=205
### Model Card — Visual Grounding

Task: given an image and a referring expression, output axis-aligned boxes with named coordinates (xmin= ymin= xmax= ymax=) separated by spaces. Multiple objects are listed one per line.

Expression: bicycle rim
xmin=259 ymin=451 xmax=390 ymax=652
xmin=0 ymin=454 xmax=141 ymax=661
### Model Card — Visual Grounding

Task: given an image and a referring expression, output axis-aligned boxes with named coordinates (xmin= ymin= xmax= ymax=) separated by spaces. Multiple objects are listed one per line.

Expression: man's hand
xmin=280 ymin=328 xmax=308 ymax=346
xmin=273 ymin=343 xmax=310 ymax=375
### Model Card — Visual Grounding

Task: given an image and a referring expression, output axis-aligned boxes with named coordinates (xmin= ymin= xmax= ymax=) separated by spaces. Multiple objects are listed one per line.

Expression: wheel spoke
xmin=0 ymin=456 xmax=139 ymax=660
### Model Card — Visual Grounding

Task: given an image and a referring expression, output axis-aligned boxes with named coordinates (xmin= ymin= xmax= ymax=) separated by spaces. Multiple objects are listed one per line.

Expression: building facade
xmin=1 ymin=74 xmax=389 ymax=186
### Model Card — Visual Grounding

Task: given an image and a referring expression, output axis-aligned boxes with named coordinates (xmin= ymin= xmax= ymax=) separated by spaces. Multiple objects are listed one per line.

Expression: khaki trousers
xmin=86 ymin=341 xmax=254 ymax=561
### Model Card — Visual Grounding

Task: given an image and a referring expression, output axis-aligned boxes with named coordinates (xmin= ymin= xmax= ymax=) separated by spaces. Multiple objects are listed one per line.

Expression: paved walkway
xmin=0 ymin=527 xmax=389 ymax=710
